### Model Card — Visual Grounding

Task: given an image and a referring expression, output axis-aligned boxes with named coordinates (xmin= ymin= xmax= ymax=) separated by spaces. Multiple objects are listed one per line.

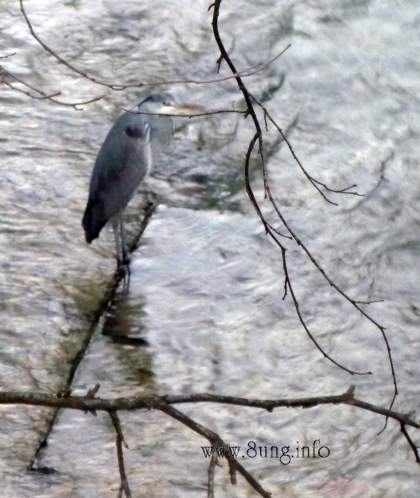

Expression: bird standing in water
xmin=82 ymin=92 xmax=202 ymax=272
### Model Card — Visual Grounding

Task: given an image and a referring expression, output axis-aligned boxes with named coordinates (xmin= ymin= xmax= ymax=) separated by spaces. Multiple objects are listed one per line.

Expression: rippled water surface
xmin=1 ymin=0 xmax=419 ymax=496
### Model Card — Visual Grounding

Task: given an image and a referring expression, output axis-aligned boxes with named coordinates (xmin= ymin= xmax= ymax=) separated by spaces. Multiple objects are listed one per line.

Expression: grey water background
xmin=1 ymin=0 xmax=419 ymax=496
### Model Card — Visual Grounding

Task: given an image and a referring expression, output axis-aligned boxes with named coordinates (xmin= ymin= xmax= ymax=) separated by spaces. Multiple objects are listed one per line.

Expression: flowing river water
xmin=1 ymin=0 xmax=420 ymax=497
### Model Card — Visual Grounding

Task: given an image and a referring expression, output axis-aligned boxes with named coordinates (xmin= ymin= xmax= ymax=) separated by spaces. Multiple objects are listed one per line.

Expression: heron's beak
xmin=161 ymin=103 xmax=206 ymax=116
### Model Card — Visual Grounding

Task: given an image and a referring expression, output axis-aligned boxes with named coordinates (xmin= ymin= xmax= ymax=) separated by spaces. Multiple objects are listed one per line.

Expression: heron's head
xmin=137 ymin=92 xmax=204 ymax=115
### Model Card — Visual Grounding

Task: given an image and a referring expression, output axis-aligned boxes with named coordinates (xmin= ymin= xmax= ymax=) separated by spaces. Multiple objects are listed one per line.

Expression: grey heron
xmin=82 ymin=92 xmax=202 ymax=271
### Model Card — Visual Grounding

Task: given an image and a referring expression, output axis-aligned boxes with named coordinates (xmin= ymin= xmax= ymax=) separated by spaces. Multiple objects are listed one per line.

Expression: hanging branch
xmin=19 ymin=0 xmax=289 ymax=92
xmin=209 ymin=0 xmax=398 ymax=418
xmin=250 ymin=94 xmax=362 ymax=204
xmin=0 ymin=65 xmax=104 ymax=109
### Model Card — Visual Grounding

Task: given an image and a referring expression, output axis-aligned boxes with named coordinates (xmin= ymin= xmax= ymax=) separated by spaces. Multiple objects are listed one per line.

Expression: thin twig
xmin=159 ymin=403 xmax=271 ymax=498
xmin=248 ymin=140 xmax=366 ymax=373
xmin=280 ymin=246 xmax=371 ymax=375
xmin=210 ymin=0 xmax=398 ymax=419
xmin=271 ymin=198 xmax=398 ymax=421
xmin=400 ymin=423 xmax=420 ymax=465
xmin=211 ymin=0 xmax=369 ymax=377
xmin=109 ymin=411 xmax=132 ymax=498
xmin=19 ymin=0 xmax=289 ymax=92
xmin=0 ymin=52 xmax=16 ymax=59
xmin=3 ymin=81 xmax=61 ymax=100
xmin=125 ymin=108 xmax=247 ymax=118
xmin=1 ymin=65 xmax=104 ymax=109
xmin=347 ymin=151 xmax=394 ymax=212
xmin=250 ymin=93 xmax=362 ymax=204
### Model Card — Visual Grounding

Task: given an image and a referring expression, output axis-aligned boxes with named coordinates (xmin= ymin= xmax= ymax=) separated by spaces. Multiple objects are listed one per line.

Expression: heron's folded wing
xmin=87 ymin=119 xmax=151 ymax=221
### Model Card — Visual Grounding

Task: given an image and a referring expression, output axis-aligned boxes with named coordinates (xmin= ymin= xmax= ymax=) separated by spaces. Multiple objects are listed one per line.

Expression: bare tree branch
xmin=19 ymin=0 xmax=290 ymax=92
xmin=210 ymin=0 xmax=398 ymax=418
xmin=347 ymin=151 xmax=394 ymax=212
xmin=210 ymin=0 xmax=371 ymax=377
xmin=158 ymin=403 xmax=271 ymax=497
xmin=250 ymin=93 xmax=362 ymax=203
xmin=0 ymin=52 xmax=16 ymax=59
xmin=109 ymin=411 xmax=132 ymax=498
xmin=280 ymin=246 xmax=371 ymax=375
xmin=0 ymin=386 xmax=418 ymax=497
xmin=400 ymin=422 xmax=420 ymax=465
xmin=1 ymin=386 xmax=419 ymax=481
xmin=0 ymin=65 xmax=104 ymax=109
xmin=0 ymin=389 xmax=418 ymax=429
xmin=126 ymin=108 xmax=247 ymax=118
xmin=2 ymin=80 xmax=60 ymax=100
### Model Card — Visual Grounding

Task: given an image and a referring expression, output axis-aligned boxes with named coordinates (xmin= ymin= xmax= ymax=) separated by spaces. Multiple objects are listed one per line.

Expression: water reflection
xmin=102 ymin=289 xmax=150 ymax=347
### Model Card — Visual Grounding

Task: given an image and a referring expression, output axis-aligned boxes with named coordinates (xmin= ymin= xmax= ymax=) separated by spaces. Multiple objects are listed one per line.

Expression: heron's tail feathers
xmin=82 ymin=199 xmax=107 ymax=243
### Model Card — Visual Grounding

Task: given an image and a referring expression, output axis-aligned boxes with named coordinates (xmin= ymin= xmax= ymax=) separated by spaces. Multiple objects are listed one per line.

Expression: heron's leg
xmin=119 ymin=215 xmax=129 ymax=265
xmin=111 ymin=216 xmax=124 ymax=267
